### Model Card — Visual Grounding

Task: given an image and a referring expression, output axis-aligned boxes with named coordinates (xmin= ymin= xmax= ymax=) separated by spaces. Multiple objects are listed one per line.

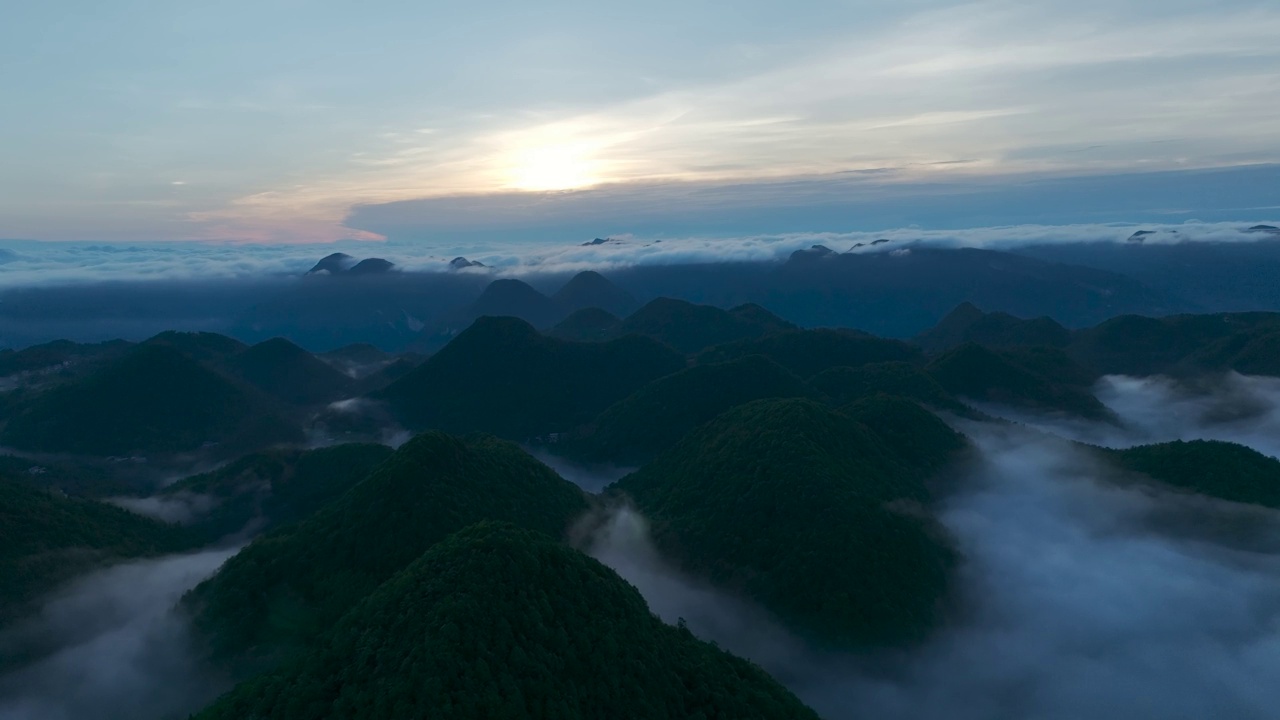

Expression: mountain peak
xmin=552 ymin=271 xmax=638 ymax=316
xmin=306 ymin=252 xmax=356 ymax=275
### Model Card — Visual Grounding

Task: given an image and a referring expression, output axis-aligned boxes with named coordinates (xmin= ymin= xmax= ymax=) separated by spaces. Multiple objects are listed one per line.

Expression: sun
xmin=506 ymin=142 xmax=602 ymax=192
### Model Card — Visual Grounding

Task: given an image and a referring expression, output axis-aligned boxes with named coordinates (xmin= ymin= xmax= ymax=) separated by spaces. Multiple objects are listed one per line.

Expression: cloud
xmin=581 ymin=413 xmax=1280 ymax=720
xmin=0 ymin=548 xmax=238 ymax=720
xmin=109 ymin=492 xmax=220 ymax=525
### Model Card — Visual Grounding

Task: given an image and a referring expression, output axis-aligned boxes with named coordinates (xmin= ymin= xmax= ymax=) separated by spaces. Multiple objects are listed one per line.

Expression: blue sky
xmin=2 ymin=0 xmax=1278 ymax=244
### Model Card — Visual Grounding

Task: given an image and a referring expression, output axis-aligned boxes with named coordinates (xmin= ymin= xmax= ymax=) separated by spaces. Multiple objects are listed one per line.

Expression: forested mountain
xmin=1105 ymin=440 xmax=1280 ymax=509
xmin=810 ymin=362 xmax=968 ymax=413
xmin=915 ymin=302 xmax=1072 ymax=353
xmin=612 ymin=398 xmax=961 ymax=647
xmin=195 ymin=523 xmax=819 ymax=720
xmin=926 ymin=343 xmax=1111 ymax=419
xmin=551 ymin=270 xmax=640 ymax=317
xmin=157 ymin=443 xmax=393 ymax=541
xmin=548 ymin=307 xmax=623 ymax=342
xmin=0 ymin=479 xmax=190 ymax=628
xmin=223 ymin=337 xmax=356 ymax=405
xmin=378 ymin=317 xmax=684 ymax=438
xmin=184 ymin=433 xmax=589 ymax=668
xmin=568 ymin=355 xmax=813 ymax=463
xmin=698 ymin=327 xmax=920 ymax=377
xmin=616 ymin=298 xmax=795 ymax=354
xmin=0 ymin=344 xmax=301 ymax=456
xmin=1070 ymin=312 xmax=1280 ymax=377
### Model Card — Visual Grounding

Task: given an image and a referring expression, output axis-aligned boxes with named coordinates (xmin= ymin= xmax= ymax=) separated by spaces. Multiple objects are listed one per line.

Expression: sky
xmin=2 ymin=0 xmax=1279 ymax=244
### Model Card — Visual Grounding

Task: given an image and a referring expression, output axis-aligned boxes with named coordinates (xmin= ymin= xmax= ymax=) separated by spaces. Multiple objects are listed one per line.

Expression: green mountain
xmin=225 ymin=337 xmax=356 ymax=405
xmin=926 ymin=343 xmax=1110 ymax=419
xmin=810 ymin=361 xmax=967 ymax=413
xmin=551 ymin=270 xmax=640 ymax=317
xmin=842 ymin=394 xmax=969 ymax=475
xmin=0 ymin=344 xmax=302 ymax=456
xmin=1069 ymin=312 xmax=1280 ymax=376
xmin=699 ymin=328 xmax=920 ymax=378
xmin=547 ymin=307 xmax=623 ymax=342
xmin=569 ymin=355 xmax=812 ymax=462
xmin=0 ymin=339 xmax=132 ymax=378
xmin=161 ymin=443 xmax=393 ymax=541
xmin=1105 ymin=440 xmax=1280 ymax=508
xmin=378 ymin=317 xmax=684 ymax=438
xmin=195 ymin=523 xmax=819 ymax=720
xmin=612 ymin=398 xmax=959 ymax=647
xmin=618 ymin=298 xmax=795 ymax=354
xmin=142 ymin=330 xmax=248 ymax=365
xmin=916 ymin=302 xmax=1072 ymax=353
xmin=184 ymin=432 xmax=589 ymax=667
xmin=0 ymin=478 xmax=189 ymax=628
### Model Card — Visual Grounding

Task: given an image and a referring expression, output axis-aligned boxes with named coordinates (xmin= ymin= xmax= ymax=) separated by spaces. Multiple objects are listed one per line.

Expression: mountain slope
xmin=916 ymin=302 xmax=1072 ymax=353
xmin=810 ymin=361 xmax=968 ymax=413
xmin=1105 ymin=440 xmax=1280 ymax=508
xmin=225 ymin=337 xmax=356 ymax=405
xmin=699 ymin=328 xmax=920 ymax=377
xmin=618 ymin=298 xmax=795 ymax=354
xmin=551 ymin=270 xmax=640 ymax=316
xmin=0 ymin=344 xmax=301 ymax=456
xmin=379 ymin=316 xmax=685 ymax=438
xmin=195 ymin=523 xmax=819 ymax=720
xmin=570 ymin=355 xmax=813 ymax=462
xmin=184 ymin=432 xmax=590 ymax=666
xmin=612 ymin=398 xmax=960 ymax=647
xmin=927 ymin=343 xmax=1110 ymax=419
xmin=547 ymin=307 xmax=623 ymax=342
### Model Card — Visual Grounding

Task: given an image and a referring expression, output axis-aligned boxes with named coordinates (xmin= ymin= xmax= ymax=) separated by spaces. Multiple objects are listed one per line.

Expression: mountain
xmin=347 ymin=257 xmax=395 ymax=275
xmin=448 ymin=256 xmax=486 ymax=270
xmin=810 ymin=361 xmax=968 ymax=413
xmin=547 ymin=307 xmax=623 ymax=342
xmin=0 ymin=478 xmax=190 ymax=629
xmin=378 ymin=317 xmax=685 ymax=438
xmin=927 ymin=343 xmax=1110 ymax=419
xmin=194 ymin=523 xmax=819 ymax=720
xmin=468 ymin=279 xmax=563 ymax=328
xmin=612 ymin=398 xmax=960 ymax=647
xmin=319 ymin=343 xmax=392 ymax=375
xmin=568 ymin=355 xmax=812 ymax=463
xmin=841 ymin=394 xmax=969 ymax=476
xmin=1105 ymin=440 xmax=1280 ymax=509
xmin=141 ymin=330 xmax=247 ymax=365
xmin=618 ymin=298 xmax=796 ymax=354
xmin=184 ymin=432 xmax=590 ymax=666
xmin=224 ymin=337 xmax=356 ymax=405
xmin=915 ymin=302 xmax=1072 ymax=353
xmin=551 ymin=270 xmax=640 ymax=317
xmin=306 ymin=253 xmax=356 ymax=275
xmin=0 ymin=339 xmax=132 ymax=378
xmin=1070 ymin=312 xmax=1280 ymax=377
xmin=0 ymin=344 xmax=301 ymax=456
xmin=760 ymin=246 xmax=1183 ymax=337
xmin=698 ymin=327 xmax=920 ymax=377
xmin=158 ymin=443 xmax=393 ymax=542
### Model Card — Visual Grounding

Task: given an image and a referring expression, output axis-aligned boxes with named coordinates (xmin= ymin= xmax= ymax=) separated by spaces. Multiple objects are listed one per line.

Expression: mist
xmin=582 ymin=415 xmax=1280 ymax=719
xmin=528 ymin=449 xmax=634 ymax=493
xmin=0 ymin=548 xmax=237 ymax=720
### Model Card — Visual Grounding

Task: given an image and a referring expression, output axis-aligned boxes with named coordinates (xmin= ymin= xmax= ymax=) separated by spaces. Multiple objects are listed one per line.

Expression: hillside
xmin=378 ymin=316 xmax=685 ymax=438
xmin=569 ymin=355 xmax=812 ymax=462
xmin=551 ymin=270 xmax=639 ymax=316
xmin=224 ymin=337 xmax=356 ymax=405
xmin=612 ymin=398 xmax=960 ymax=647
xmin=184 ymin=432 xmax=590 ymax=666
xmin=1069 ymin=312 xmax=1280 ymax=376
xmin=195 ymin=523 xmax=819 ymax=720
xmin=916 ymin=302 xmax=1073 ymax=353
xmin=810 ymin=361 xmax=968 ymax=413
xmin=160 ymin=443 xmax=393 ymax=541
xmin=141 ymin=330 xmax=247 ymax=365
xmin=926 ymin=343 xmax=1110 ymax=419
xmin=618 ymin=298 xmax=794 ymax=354
xmin=698 ymin=327 xmax=920 ymax=377
xmin=0 ymin=344 xmax=301 ymax=456
xmin=1105 ymin=440 xmax=1280 ymax=508
xmin=547 ymin=307 xmax=623 ymax=342
xmin=0 ymin=479 xmax=190 ymax=629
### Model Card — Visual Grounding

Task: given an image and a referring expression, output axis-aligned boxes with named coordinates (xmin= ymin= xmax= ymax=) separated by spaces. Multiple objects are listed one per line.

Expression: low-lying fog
xmin=583 ymin=379 xmax=1280 ymax=720
xmin=0 ymin=549 xmax=236 ymax=720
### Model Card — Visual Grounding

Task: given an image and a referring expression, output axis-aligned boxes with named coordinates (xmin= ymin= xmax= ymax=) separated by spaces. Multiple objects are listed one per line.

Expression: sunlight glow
xmin=505 ymin=142 xmax=603 ymax=191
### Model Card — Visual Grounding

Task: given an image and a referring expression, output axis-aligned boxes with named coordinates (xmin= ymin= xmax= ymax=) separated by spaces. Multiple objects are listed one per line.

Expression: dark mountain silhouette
xmin=569 ymin=355 xmax=813 ymax=463
xmin=1105 ymin=440 xmax=1280 ymax=509
xmin=760 ymin=246 xmax=1181 ymax=337
xmin=0 ymin=339 xmax=132 ymax=378
xmin=618 ymin=298 xmax=795 ymax=354
xmin=347 ymin=257 xmax=395 ymax=275
xmin=185 ymin=433 xmax=589 ymax=668
xmin=470 ymin=279 xmax=562 ymax=327
xmin=447 ymin=256 xmax=486 ymax=270
xmin=0 ymin=344 xmax=301 ymax=456
xmin=547 ymin=307 xmax=623 ymax=342
xmin=225 ymin=337 xmax=356 ymax=405
xmin=698 ymin=327 xmax=919 ymax=377
xmin=927 ymin=343 xmax=1109 ymax=419
xmin=379 ymin=317 xmax=684 ymax=438
xmin=551 ymin=270 xmax=640 ymax=316
xmin=612 ymin=398 xmax=961 ymax=648
xmin=916 ymin=302 xmax=1072 ymax=353
xmin=195 ymin=523 xmax=819 ymax=720
xmin=141 ymin=330 xmax=247 ymax=365
xmin=1070 ymin=312 xmax=1280 ymax=377
xmin=306 ymin=252 xmax=356 ymax=275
